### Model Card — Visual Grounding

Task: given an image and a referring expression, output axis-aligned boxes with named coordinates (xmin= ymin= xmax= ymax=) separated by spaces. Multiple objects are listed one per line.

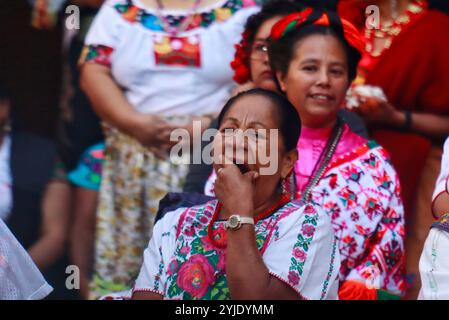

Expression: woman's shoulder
xmin=329 ymin=139 xmax=395 ymax=173
xmin=156 ymin=200 xmax=218 ymax=235
xmin=275 ymin=201 xmax=334 ymax=235
xmin=420 ymin=9 xmax=449 ymax=28
xmin=324 ymin=139 xmax=401 ymax=196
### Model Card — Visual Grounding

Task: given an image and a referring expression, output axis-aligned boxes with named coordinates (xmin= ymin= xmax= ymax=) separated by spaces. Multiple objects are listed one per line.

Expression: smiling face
xmin=277 ymin=33 xmax=350 ymax=128
xmin=249 ymin=16 xmax=283 ymax=92
xmin=212 ymin=94 xmax=297 ymax=204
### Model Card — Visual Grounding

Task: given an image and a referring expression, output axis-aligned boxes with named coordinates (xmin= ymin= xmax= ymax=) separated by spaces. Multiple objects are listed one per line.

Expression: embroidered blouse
xmin=133 ymin=200 xmax=340 ymax=300
xmin=80 ymin=0 xmax=259 ymax=116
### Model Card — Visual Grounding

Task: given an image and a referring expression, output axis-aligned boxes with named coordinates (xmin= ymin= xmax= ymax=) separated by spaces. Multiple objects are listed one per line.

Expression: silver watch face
xmin=228 ymin=215 xmax=240 ymax=229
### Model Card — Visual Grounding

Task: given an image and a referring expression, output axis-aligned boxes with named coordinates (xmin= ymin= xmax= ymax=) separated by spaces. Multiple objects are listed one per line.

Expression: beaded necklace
xmin=364 ymin=0 xmax=426 ymax=57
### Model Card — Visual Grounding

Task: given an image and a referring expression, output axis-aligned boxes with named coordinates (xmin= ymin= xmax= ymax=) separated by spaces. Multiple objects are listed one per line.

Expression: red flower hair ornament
xmin=230 ymin=31 xmax=251 ymax=84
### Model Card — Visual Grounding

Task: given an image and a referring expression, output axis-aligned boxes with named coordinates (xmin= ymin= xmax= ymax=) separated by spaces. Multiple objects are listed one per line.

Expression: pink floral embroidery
xmin=293 ymin=248 xmax=306 ymax=261
xmin=167 ymin=260 xmax=178 ymax=276
xmin=179 ymin=246 xmax=190 ymax=256
xmin=176 ymin=254 xmax=215 ymax=298
xmin=301 ymin=225 xmax=316 ymax=237
xmin=217 ymin=253 xmax=226 ymax=272
xmin=288 ymin=271 xmax=300 ymax=286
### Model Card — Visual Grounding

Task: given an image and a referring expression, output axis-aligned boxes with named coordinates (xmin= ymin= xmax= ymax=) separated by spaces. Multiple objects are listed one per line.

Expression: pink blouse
xmin=295 ymin=124 xmax=367 ymax=192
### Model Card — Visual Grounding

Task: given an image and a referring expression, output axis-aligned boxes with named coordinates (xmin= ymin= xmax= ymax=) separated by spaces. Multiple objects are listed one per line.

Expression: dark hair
xmin=244 ymin=0 xmax=339 ymax=47
xmin=429 ymin=0 xmax=449 ymax=15
xmin=268 ymin=22 xmax=361 ymax=83
xmin=217 ymin=88 xmax=301 ymax=151
xmin=244 ymin=0 xmax=306 ymax=53
xmin=0 ymin=82 xmax=12 ymax=102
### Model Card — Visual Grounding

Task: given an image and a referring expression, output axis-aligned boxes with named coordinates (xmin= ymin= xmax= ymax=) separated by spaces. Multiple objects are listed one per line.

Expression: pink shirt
xmin=295 ymin=124 xmax=367 ymax=192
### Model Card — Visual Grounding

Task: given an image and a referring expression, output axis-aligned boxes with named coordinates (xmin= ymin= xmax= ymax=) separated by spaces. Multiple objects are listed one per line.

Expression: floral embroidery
xmin=321 ymin=237 xmax=338 ymax=300
xmin=176 ymin=254 xmax=216 ymax=299
xmin=80 ymin=45 xmax=114 ymax=67
xmin=154 ymin=201 xmax=321 ymax=300
xmin=154 ymin=247 xmax=165 ymax=292
xmin=114 ymin=0 xmax=257 ymax=33
xmin=288 ymin=205 xmax=319 ymax=279
xmin=167 ymin=259 xmax=178 ymax=276
xmin=311 ymin=145 xmax=406 ymax=296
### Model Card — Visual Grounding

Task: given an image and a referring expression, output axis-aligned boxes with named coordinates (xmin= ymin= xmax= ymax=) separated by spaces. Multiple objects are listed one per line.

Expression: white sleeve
xmin=85 ymin=1 xmax=127 ymax=48
xmin=0 ymin=219 xmax=53 ymax=300
xmin=262 ymin=203 xmax=340 ymax=300
xmin=433 ymin=137 xmax=449 ymax=202
xmin=132 ymin=208 xmax=184 ymax=296
xmin=79 ymin=1 xmax=128 ymax=66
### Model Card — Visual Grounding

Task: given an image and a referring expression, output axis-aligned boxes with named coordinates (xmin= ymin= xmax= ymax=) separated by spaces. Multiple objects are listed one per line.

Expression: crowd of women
xmin=1 ymin=0 xmax=449 ymax=300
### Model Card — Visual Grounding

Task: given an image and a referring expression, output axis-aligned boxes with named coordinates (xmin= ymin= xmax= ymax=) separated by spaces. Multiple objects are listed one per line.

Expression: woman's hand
xmin=214 ymin=163 xmax=258 ymax=217
xmin=355 ymin=98 xmax=404 ymax=129
xmin=129 ymin=114 xmax=178 ymax=157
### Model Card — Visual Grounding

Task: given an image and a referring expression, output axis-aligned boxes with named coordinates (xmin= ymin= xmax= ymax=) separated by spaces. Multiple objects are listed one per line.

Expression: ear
xmin=275 ymin=71 xmax=287 ymax=92
xmin=280 ymin=148 xmax=298 ymax=179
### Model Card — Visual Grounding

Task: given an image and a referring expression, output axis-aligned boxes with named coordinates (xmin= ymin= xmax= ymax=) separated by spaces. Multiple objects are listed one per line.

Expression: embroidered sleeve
xmin=345 ymin=157 xmax=406 ymax=298
xmin=132 ymin=208 xmax=183 ymax=297
xmin=262 ymin=203 xmax=340 ymax=300
xmin=79 ymin=2 xmax=127 ymax=67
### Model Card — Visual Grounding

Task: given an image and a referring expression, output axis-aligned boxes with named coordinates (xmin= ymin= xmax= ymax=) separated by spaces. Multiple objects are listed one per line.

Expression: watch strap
xmin=239 ymin=217 xmax=254 ymax=226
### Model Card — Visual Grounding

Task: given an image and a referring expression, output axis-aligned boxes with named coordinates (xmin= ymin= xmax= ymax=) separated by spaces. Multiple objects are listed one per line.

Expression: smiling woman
xmin=129 ymin=89 xmax=340 ymax=300
xmin=267 ymin=8 xmax=406 ymax=300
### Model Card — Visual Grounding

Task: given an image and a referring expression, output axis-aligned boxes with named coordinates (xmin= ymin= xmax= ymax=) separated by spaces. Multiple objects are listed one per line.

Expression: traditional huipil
xmin=132 ymin=200 xmax=340 ymax=300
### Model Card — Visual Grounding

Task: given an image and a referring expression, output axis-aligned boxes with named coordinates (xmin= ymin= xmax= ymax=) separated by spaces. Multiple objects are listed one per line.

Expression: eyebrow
xmin=300 ymin=58 xmax=346 ymax=67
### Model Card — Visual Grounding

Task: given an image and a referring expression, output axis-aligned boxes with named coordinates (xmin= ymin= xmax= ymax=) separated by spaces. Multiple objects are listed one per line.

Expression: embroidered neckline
xmin=113 ymin=0 xmax=257 ymax=32
xmin=208 ymin=194 xmax=291 ymax=249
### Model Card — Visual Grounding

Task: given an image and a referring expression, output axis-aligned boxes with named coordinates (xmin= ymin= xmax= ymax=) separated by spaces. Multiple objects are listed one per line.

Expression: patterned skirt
xmin=89 ymin=120 xmax=190 ymax=299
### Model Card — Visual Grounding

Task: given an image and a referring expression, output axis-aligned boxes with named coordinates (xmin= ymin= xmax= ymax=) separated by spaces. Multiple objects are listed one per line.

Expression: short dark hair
xmin=0 ymin=82 xmax=12 ymax=102
xmin=217 ymin=88 xmax=301 ymax=151
xmin=268 ymin=23 xmax=361 ymax=83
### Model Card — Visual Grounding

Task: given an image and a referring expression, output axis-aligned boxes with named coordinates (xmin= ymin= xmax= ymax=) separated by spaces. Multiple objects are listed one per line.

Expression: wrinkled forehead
xmin=221 ymin=95 xmax=280 ymax=129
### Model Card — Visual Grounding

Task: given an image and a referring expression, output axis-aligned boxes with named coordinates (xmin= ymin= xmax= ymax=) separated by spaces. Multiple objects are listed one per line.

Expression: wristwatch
xmin=225 ymin=215 xmax=254 ymax=231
